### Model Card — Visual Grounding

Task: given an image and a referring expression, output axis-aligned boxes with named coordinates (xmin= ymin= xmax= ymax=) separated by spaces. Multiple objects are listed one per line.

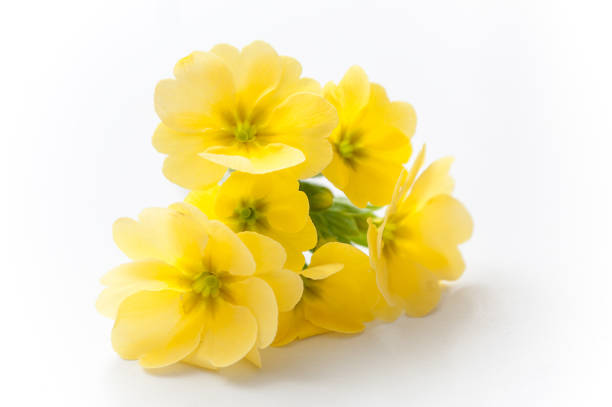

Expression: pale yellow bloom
xmin=153 ymin=41 xmax=338 ymax=189
xmin=322 ymin=66 xmax=416 ymax=208
xmin=96 ymin=202 xmax=301 ymax=369
xmin=368 ymin=146 xmax=473 ymax=317
xmin=273 ymin=242 xmax=379 ymax=346
xmin=186 ymin=172 xmax=316 ymax=271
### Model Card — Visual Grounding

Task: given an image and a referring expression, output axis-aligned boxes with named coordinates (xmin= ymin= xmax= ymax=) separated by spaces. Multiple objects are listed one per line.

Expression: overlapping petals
xmin=323 ymin=66 xmax=416 ymax=208
xmin=273 ymin=242 xmax=381 ymax=346
xmin=96 ymin=203 xmax=300 ymax=369
xmin=367 ymin=147 xmax=473 ymax=317
xmin=153 ymin=41 xmax=338 ymax=189
xmin=185 ymin=171 xmax=316 ymax=270
xmin=99 ymin=43 xmax=474 ymax=373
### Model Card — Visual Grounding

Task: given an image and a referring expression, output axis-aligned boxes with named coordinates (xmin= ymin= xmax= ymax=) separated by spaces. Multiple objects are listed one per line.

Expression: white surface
xmin=2 ymin=1 xmax=611 ymax=405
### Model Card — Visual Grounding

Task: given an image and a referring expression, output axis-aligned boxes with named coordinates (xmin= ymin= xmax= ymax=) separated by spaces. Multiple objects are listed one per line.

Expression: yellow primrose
xmin=96 ymin=202 xmax=302 ymax=369
xmin=186 ymin=171 xmax=317 ymax=271
xmin=273 ymin=242 xmax=379 ymax=346
xmin=153 ymin=41 xmax=339 ymax=189
xmin=322 ymin=66 xmax=416 ymax=208
xmin=367 ymin=146 xmax=473 ymax=317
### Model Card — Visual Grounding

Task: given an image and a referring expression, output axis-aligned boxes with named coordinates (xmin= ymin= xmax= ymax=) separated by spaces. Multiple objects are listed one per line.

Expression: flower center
xmin=239 ymin=207 xmax=254 ymax=221
xmin=232 ymin=199 xmax=269 ymax=231
xmin=337 ymin=138 xmax=356 ymax=158
xmin=191 ymin=272 xmax=221 ymax=298
xmin=301 ymin=275 xmax=320 ymax=298
xmin=234 ymin=122 xmax=256 ymax=142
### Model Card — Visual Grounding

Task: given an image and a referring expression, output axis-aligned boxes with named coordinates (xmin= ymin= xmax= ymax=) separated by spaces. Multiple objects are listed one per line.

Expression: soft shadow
xmin=218 ymin=283 xmax=491 ymax=386
xmin=103 ymin=282 xmax=493 ymax=400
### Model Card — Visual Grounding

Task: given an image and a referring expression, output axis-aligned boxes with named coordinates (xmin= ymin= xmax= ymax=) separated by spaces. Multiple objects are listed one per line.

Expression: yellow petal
xmin=322 ymin=146 xmax=351 ymax=189
xmin=265 ymin=189 xmax=310 ymax=233
xmin=190 ymin=299 xmax=257 ymax=367
xmin=155 ymin=52 xmax=234 ymax=132
xmin=273 ymin=303 xmax=327 ymax=347
xmin=184 ymin=186 xmax=220 ymax=219
xmin=403 ymin=156 xmax=455 ymax=210
xmin=278 ymin=134 xmax=334 ymax=180
xmin=210 ymin=43 xmax=240 ymax=79
xmin=389 ymin=101 xmax=417 ymax=137
xmin=303 ymin=243 xmax=378 ymax=333
xmin=183 ymin=353 xmax=218 ymax=370
xmin=201 ymin=143 xmax=305 ymax=174
xmin=152 ymin=123 xmax=207 ymax=155
xmin=335 ymin=65 xmax=370 ymax=124
xmin=245 ymin=346 xmax=262 ymax=368
xmin=97 ymin=261 xmax=191 ymax=318
xmin=235 ymin=41 xmax=282 ymax=112
xmin=413 ymin=195 xmax=473 ymax=280
xmin=111 ymin=290 xmax=183 ymax=360
xmin=262 ymin=92 xmax=339 ymax=140
xmin=100 ymin=261 xmax=188 ymax=287
xmin=301 ymin=263 xmax=344 ymax=280
xmin=204 ymin=220 xmax=255 ymax=276
xmin=139 ymin=302 xmax=206 ymax=368
xmin=238 ymin=231 xmax=287 ymax=274
xmin=372 ymin=293 xmax=403 ymax=322
xmin=266 ymin=217 xmax=317 ymax=271
xmin=258 ymin=269 xmax=303 ymax=312
xmin=385 ymin=256 xmax=442 ymax=317
xmin=339 ymin=159 xmax=404 ymax=208
xmin=225 ymin=277 xmax=278 ymax=348
xmin=168 ymin=202 xmax=210 ymax=232
xmin=162 ymin=154 xmax=227 ymax=190
xmin=112 ymin=207 xmax=208 ymax=273
xmin=255 ymin=56 xmax=322 ymax=112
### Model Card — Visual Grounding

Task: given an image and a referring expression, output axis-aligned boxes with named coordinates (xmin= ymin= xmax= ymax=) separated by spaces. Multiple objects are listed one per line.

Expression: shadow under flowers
xmin=104 ymin=281 xmax=495 ymax=402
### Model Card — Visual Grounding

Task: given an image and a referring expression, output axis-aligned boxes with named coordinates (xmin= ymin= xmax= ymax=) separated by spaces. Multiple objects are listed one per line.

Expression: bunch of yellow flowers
xmin=97 ymin=41 xmax=473 ymax=370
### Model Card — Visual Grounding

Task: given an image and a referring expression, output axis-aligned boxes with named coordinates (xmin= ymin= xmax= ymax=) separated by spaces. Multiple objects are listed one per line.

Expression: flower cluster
xmin=97 ymin=41 xmax=473 ymax=370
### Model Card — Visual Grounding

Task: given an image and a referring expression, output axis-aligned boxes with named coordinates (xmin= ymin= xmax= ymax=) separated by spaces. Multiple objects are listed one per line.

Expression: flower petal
xmin=155 ymin=51 xmax=234 ymax=132
xmin=111 ymin=290 xmax=184 ymax=360
xmin=201 ymin=143 xmax=305 ymax=174
xmin=258 ymin=269 xmax=303 ymax=312
xmin=152 ymin=123 xmax=207 ymax=155
xmin=97 ymin=261 xmax=191 ymax=318
xmin=403 ymin=156 xmax=455 ymax=210
xmin=162 ymin=154 xmax=227 ymax=190
xmin=265 ymin=217 xmax=317 ymax=271
xmin=265 ymin=189 xmax=310 ymax=233
xmin=300 ymin=263 xmax=344 ymax=280
xmin=238 ymin=231 xmax=287 ymax=274
xmin=244 ymin=346 xmax=262 ymax=368
xmin=385 ymin=255 xmax=442 ymax=317
xmin=235 ymin=41 xmax=283 ymax=112
xmin=262 ymin=92 xmax=339 ymax=140
xmin=273 ymin=304 xmax=327 ymax=346
xmin=189 ymin=299 xmax=257 ymax=367
xmin=327 ymin=65 xmax=370 ymax=125
xmin=225 ymin=277 xmax=278 ymax=348
xmin=112 ymin=207 xmax=209 ymax=273
xmin=184 ymin=186 xmax=220 ymax=219
xmin=413 ymin=195 xmax=473 ymax=280
xmin=303 ymin=243 xmax=378 ymax=333
xmin=139 ymin=302 xmax=207 ymax=368
xmin=204 ymin=220 xmax=255 ymax=276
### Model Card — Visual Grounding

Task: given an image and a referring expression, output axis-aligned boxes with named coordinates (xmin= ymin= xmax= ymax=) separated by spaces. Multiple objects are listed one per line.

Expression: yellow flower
xmin=186 ymin=172 xmax=317 ymax=271
xmin=153 ymin=41 xmax=339 ymax=189
xmin=96 ymin=202 xmax=302 ymax=369
xmin=273 ymin=242 xmax=379 ymax=346
xmin=322 ymin=66 xmax=416 ymax=208
xmin=367 ymin=146 xmax=473 ymax=317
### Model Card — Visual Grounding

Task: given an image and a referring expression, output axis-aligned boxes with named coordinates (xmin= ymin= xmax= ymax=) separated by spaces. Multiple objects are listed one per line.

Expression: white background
xmin=1 ymin=1 xmax=610 ymax=405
